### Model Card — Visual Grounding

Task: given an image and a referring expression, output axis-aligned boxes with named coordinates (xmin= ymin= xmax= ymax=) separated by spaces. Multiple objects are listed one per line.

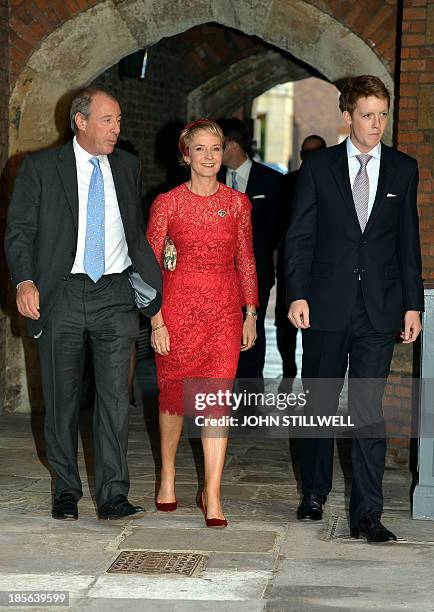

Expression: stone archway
xmin=187 ymin=50 xmax=310 ymax=119
xmin=10 ymin=0 xmax=394 ymax=155
xmin=5 ymin=0 xmax=396 ymax=413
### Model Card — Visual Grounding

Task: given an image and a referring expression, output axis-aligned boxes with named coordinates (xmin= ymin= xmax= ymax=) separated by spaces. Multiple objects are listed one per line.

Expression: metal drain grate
xmin=327 ymin=515 xmax=341 ymax=539
xmin=107 ymin=551 xmax=208 ymax=576
xmin=323 ymin=515 xmax=353 ymax=540
xmin=324 ymin=515 xmax=434 ymax=544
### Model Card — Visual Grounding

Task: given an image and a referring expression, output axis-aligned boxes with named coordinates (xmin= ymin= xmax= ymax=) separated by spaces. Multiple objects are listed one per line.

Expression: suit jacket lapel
xmin=218 ymin=166 xmax=227 ymax=185
xmin=329 ymin=142 xmax=360 ymax=230
xmin=364 ymin=143 xmax=395 ymax=233
xmin=56 ymin=141 xmax=79 ymax=230
xmin=246 ymin=161 xmax=257 ymax=201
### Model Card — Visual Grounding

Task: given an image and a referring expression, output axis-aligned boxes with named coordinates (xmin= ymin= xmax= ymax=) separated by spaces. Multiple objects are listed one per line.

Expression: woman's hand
xmin=240 ymin=316 xmax=257 ymax=351
xmin=151 ymin=325 xmax=170 ymax=356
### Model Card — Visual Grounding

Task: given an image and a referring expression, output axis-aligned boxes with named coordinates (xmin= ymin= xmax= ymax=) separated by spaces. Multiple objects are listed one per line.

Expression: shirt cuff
xmin=16 ymin=280 xmax=34 ymax=290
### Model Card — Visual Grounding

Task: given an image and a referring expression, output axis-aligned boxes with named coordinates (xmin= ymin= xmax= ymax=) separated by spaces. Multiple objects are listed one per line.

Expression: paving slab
xmin=0 ymin=574 xmax=95 ymax=600
xmin=324 ymin=515 xmax=434 ymax=544
xmin=264 ymin=590 xmax=428 ymax=612
xmin=266 ymin=581 xmax=434 ymax=611
xmin=279 ymin=519 xmax=434 ymax=563
xmin=1 ymin=347 xmax=434 ymax=610
xmin=120 ymin=527 xmax=278 ymax=553
xmin=88 ymin=570 xmax=271 ymax=601
xmin=0 ymin=514 xmax=126 ymax=574
xmin=206 ymin=552 xmax=276 ymax=571
xmin=76 ymin=599 xmax=265 ymax=611
xmin=1 ymin=531 xmax=118 ymax=575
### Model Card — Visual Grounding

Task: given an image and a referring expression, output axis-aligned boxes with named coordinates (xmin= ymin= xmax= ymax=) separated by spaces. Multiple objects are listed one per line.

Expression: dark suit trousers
xmin=299 ymin=286 xmax=395 ymax=525
xmin=38 ymin=272 xmax=139 ymax=507
xmin=236 ymin=286 xmax=270 ymax=393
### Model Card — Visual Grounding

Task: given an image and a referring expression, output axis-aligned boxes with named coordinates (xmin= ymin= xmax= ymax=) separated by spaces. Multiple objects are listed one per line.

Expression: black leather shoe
xmin=297 ymin=493 xmax=326 ymax=520
xmin=351 ymin=513 xmax=397 ymax=543
xmin=98 ymin=494 xmax=145 ymax=520
xmin=52 ymin=493 xmax=78 ymax=520
xmin=278 ymin=378 xmax=294 ymax=394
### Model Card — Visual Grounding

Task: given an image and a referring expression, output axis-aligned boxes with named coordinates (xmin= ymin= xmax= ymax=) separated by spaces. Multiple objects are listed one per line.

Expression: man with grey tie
xmin=5 ymin=89 xmax=162 ymax=521
xmin=285 ymin=76 xmax=423 ymax=542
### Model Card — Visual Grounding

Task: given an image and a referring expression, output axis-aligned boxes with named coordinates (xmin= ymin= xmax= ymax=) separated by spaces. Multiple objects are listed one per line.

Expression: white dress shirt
xmin=346 ymin=137 xmax=381 ymax=220
xmin=225 ymin=157 xmax=252 ymax=194
xmin=71 ymin=137 xmax=132 ymax=275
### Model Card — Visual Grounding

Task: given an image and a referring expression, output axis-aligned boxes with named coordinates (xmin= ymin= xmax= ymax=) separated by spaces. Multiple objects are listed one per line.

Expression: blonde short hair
xmin=178 ymin=119 xmax=224 ymax=158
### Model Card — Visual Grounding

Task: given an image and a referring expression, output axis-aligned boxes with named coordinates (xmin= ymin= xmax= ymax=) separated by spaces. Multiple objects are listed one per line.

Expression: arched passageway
xmin=9 ymin=0 xmax=394 ymax=155
xmin=3 ymin=0 xmax=395 ymax=416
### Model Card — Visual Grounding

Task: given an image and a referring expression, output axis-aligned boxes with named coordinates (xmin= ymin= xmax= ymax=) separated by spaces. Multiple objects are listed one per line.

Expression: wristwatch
xmin=245 ymin=311 xmax=258 ymax=319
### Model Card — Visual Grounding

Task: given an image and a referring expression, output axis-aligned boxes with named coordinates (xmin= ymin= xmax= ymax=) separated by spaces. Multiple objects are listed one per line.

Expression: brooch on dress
xmin=218 ymin=210 xmax=226 ymax=217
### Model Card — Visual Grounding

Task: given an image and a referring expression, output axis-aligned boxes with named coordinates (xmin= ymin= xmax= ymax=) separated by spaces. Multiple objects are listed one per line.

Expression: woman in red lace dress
xmin=146 ymin=119 xmax=258 ymax=527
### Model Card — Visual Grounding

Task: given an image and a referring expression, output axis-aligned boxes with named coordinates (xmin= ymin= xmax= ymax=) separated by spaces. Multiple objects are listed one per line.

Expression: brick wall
xmin=383 ymin=342 xmax=418 ymax=465
xmin=9 ymin=0 xmax=101 ymax=85
xmin=310 ymin=0 xmax=398 ymax=71
xmin=384 ymin=374 xmax=414 ymax=466
xmin=385 ymin=0 xmax=434 ymax=464
xmin=91 ymin=38 xmax=194 ymax=201
xmin=293 ymin=77 xmax=347 ymax=169
xmin=398 ymin=0 xmax=434 ymax=280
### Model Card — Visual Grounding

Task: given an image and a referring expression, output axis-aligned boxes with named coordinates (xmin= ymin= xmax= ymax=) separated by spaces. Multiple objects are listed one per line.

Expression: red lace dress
xmin=146 ymin=182 xmax=258 ymax=415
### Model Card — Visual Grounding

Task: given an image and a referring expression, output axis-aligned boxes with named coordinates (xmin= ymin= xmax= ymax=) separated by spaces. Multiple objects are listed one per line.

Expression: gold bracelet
xmin=245 ymin=311 xmax=258 ymax=319
xmin=151 ymin=323 xmax=166 ymax=332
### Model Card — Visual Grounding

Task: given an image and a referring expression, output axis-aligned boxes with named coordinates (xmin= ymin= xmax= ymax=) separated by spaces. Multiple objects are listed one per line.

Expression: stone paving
xmin=1 ymin=353 xmax=434 ymax=612
xmin=2 ymin=301 xmax=434 ymax=612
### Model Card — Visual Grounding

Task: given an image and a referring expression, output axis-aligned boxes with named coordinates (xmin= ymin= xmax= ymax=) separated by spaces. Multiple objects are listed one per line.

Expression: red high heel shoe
xmin=155 ymin=499 xmax=177 ymax=512
xmin=199 ymin=492 xmax=227 ymax=528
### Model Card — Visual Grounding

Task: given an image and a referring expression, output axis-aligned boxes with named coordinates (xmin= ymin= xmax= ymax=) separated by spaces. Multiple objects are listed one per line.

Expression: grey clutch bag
xmin=127 ymin=267 xmax=159 ymax=315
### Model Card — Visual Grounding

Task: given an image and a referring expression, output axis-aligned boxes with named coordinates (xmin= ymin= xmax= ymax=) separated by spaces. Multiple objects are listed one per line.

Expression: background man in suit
xmin=276 ymin=135 xmax=326 ymax=393
xmin=218 ymin=118 xmax=282 ymax=394
xmin=285 ymin=76 xmax=423 ymax=542
xmin=5 ymin=89 xmax=162 ymax=521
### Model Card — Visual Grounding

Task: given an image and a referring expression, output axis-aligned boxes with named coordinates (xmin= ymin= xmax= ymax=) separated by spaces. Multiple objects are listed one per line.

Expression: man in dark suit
xmin=276 ymin=135 xmax=326 ymax=393
xmin=5 ymin=89 xmax=162 ymax=521
xmin=285 ymin=76 xmax=423 ymax=542
xmin=218 ymin=118 xmax=282 ymax=393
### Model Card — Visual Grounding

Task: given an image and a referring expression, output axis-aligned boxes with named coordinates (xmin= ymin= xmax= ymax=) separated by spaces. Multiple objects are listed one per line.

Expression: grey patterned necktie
xmin=352 ymin=154 xmax=372 ymax=232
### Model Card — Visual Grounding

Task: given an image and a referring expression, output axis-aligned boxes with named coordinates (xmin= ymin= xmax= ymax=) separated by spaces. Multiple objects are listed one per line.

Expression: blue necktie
xmin=231 ymin=170 xmax=239 ymax=191
xmin=84 ymin=157 xmax=105 ymax=282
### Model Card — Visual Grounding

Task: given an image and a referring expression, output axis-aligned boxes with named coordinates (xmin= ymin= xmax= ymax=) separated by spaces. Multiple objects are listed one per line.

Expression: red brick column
xmin=384 ymin=375 xmax=414 ymax=464
xmin=398 ymin=0 xmax=434 ymax=278
xmin=388 ymin=0 xmax=434 ymax=465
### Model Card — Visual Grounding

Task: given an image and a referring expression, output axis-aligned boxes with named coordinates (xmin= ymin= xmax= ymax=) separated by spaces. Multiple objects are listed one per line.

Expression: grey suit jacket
xmin=5 ymin=141 xmax=162 ymax=336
